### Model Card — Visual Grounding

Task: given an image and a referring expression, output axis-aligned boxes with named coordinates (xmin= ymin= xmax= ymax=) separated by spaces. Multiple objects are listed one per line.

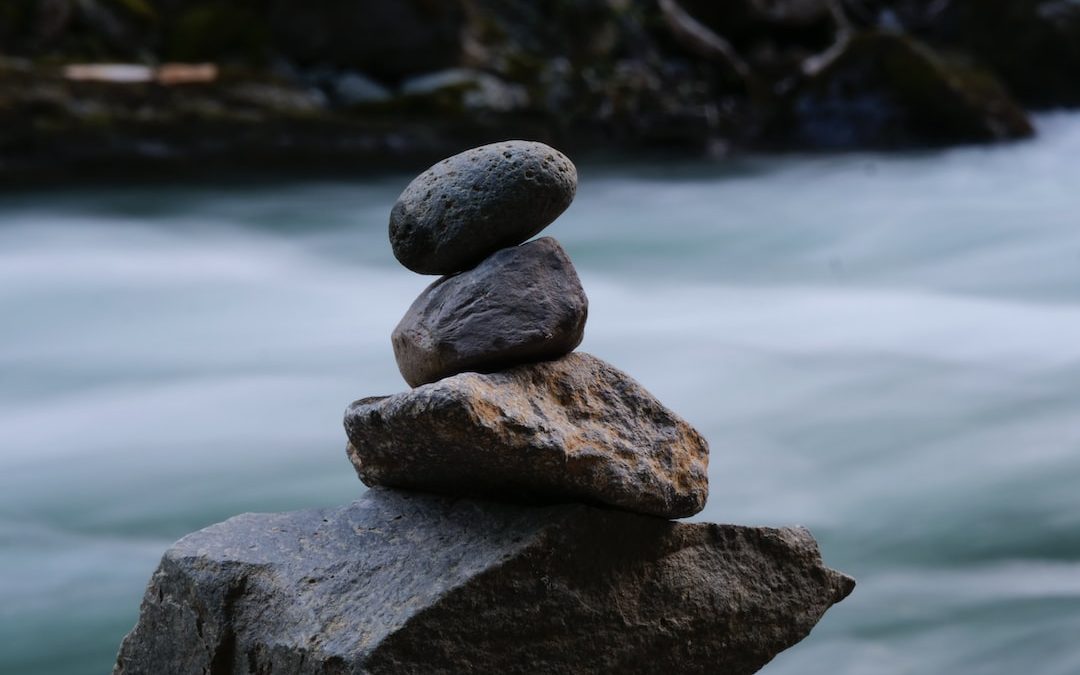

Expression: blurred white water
xmin=2 ymin=114 xmax=1080 ymax=674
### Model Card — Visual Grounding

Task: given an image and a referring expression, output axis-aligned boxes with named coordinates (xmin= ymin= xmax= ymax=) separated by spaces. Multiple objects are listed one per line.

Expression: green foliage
xmin=804 ymin=31 xmax=1032 ymax=144
xmin=103 ymin=0 xmax=158 ymax=21
xmin=0 ymin=0 xmax=33 ymax=42
xmin=166 ymin=4 xmax=269 ymax=63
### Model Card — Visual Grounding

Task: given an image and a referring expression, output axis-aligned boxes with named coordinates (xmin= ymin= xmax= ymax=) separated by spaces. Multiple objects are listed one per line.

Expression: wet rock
xmin=399 ymin=68 xmax=529 ymax=112
xmin=114 ymin=488 xmax=855 ymax=675
xmin=786 ymin=31 xmax=1033 ymax=149
xmin=392 ymin=237 xmax=587 ymax=387
xmin=345 ymin=352 xmax=709 ymax=519
xmin=227 ymin=81 xmax=327 ymax=114
xmin=294 ymin=67 xmax=391 ymax=106
xmin=389 ymin=140 xmax=577 ymax=275
xmin=333 ymin=71 xmax=392 ymax=106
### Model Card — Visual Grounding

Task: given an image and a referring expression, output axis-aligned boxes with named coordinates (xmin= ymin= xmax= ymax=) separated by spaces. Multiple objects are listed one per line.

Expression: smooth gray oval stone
xmin=389 ymin=140 xmax=577 ymax=274
xmin=392 ymin=236 xmax=587 ymax=387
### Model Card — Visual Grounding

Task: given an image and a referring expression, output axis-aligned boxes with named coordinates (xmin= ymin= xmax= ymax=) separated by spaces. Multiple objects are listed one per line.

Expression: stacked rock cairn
xmin=114 ymin=141 xmax=854 ymax=675
xmin=348 ymin=140 xmax=710 ymax=518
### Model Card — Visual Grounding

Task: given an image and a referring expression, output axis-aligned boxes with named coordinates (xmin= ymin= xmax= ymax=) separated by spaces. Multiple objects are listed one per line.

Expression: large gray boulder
xmin=392 ymin=237 xmax=588 ymax=387
xmin=114 ymin=488 xmax=855 ymax=675
xmin=389 ymin=140 xmax=577 ymax=275
xmin=345 ymin=352 xmax=710 ymax=519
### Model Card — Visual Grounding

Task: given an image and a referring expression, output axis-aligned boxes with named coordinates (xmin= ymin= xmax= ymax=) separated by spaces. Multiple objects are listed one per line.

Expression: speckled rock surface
xmin=392 ymin=237 xmax=587 ymax=387
xmin=388 ymin=140 xmax=577 ymax=275
xmin=345 ymin=352 xmax=710 ymax=518
xmin=113 ymin=488 xmax=854 ymax=675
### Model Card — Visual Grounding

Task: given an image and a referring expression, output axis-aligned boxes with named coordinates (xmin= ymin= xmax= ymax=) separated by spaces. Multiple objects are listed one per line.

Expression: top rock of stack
xmin=389 ymin=140 xmax=577 ymax=275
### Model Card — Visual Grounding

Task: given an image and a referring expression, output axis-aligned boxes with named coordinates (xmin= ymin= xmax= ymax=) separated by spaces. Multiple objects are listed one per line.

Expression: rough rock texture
xmin=345 ymin=352 xmax=709 ymax=518
xmin=114 ymin=488 xmax=855 ymax=675
xmin=3 ymin=1 xmax=1050 ymax=181
xmin=389 ymin=140 xmax=577 ymax=275
xmin=392 ymin=237 xmax=588 ymax=387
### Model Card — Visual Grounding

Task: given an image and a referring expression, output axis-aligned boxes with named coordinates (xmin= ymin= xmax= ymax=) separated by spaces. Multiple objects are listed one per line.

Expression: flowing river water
xmin=2 ymin=114 xmax=1079 ymax=675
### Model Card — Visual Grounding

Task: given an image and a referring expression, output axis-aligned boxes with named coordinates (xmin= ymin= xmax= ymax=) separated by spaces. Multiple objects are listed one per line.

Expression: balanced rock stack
xmin=351 ymin=140 xmax=709 ymax=519
xmin=115 ymin=142 xmax=853 ymax=675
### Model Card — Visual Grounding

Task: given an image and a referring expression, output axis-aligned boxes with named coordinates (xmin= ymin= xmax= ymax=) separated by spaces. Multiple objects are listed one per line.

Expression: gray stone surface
xmin=389 ymin=140 xmax=577 ymax=275
xmin=392 ymin=237 xmax=587 ymax=387
xmin=333 ymin=71 xmax=392 ymax=106
xmin=114 ymin=488 xmax=854 ymax=675
xmin=399 ymin=68 xmax=530 ymax=112
xmin=345 ymin=352 xmax=710 ymax=518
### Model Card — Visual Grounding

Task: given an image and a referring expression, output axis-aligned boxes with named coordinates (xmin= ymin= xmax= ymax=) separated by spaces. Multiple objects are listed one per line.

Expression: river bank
xmin=5 ymin=0 xmax=1079 ymax=182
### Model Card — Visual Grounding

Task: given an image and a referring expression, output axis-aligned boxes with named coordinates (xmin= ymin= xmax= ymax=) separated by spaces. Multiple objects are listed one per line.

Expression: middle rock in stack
xmin=347 ymin=140 xmax=709 ymax=519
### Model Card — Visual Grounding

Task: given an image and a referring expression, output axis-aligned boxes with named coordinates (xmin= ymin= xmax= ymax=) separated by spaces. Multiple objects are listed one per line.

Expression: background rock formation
xmin=3 ymin=0 xmax=1075 ymax=178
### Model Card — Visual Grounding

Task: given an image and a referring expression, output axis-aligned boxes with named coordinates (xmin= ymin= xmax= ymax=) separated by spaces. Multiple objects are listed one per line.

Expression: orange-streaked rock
xmin=344 ymin=352 xmax=709 ymax=519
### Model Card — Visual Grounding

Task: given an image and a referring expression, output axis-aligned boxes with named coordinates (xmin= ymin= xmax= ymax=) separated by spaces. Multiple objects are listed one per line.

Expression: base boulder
xmin=114 ymin=488 xmax=854 ymax=675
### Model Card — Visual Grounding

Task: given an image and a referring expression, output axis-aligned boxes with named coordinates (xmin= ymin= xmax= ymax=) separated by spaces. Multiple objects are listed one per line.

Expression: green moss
xmin=818 ymin=32 xmax=1031 ymax=142
xmin=0 ymin=1 xmax=25 ymax=25
xmin=501 ymin=51 xmax=547 ymax=82
xmin=103 ymin=0 xmax=158 ymax=21
xmin=166 ymin=4 xmax=269 ymax=63
xmin=877 ymin=34 xmax=1031 ymax=139
xmin=0 ymin=0 xmax=33 ymax=44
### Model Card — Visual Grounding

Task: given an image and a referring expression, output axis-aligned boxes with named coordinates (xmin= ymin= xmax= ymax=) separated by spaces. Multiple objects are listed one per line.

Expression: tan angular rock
xmin=344 ymin=352 xmax=710 ymax=519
